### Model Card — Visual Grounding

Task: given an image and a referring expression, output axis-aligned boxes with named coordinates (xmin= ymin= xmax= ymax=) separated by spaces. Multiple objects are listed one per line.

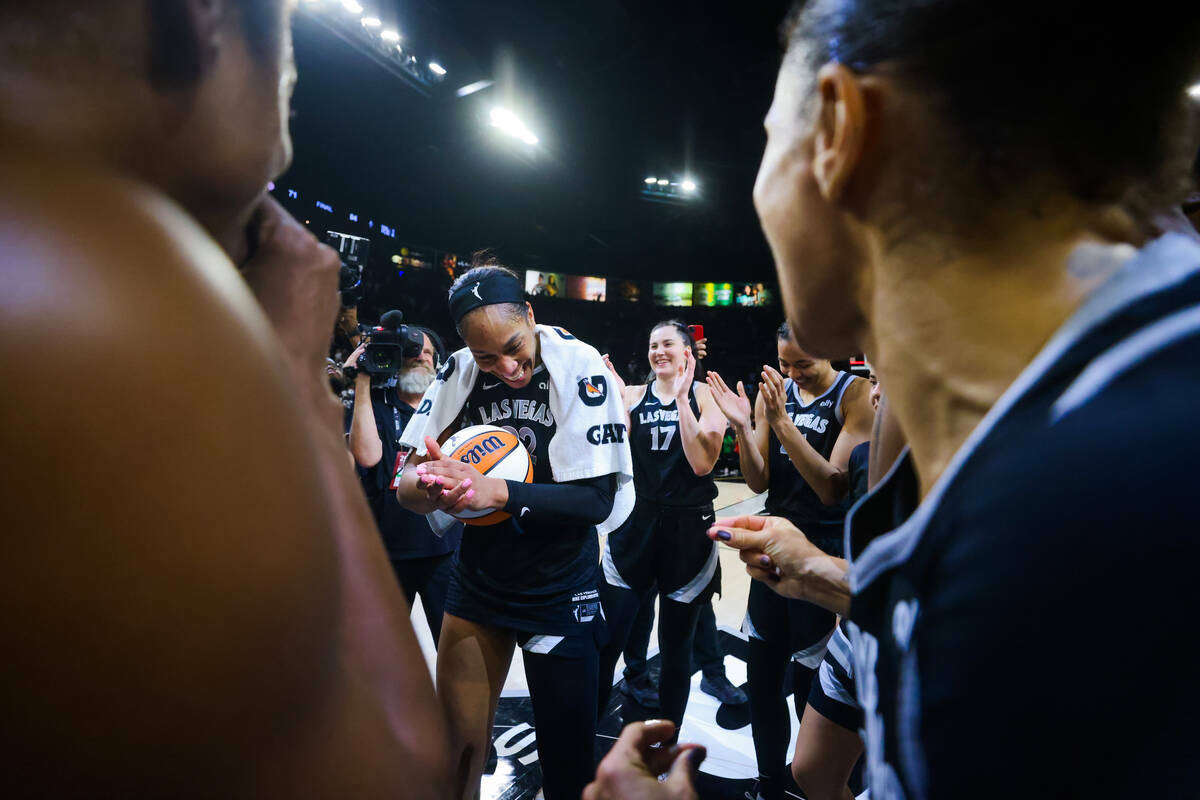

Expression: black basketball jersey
xmin=453 ymin=365 xmax=599 ymax=624
xmin=629 ymin=382 xmax=718 ymax=507
xmin=765 ymin=371 xmax=857 ymax=532
xmin=844 ymin=233 xmax=1200 ymax=798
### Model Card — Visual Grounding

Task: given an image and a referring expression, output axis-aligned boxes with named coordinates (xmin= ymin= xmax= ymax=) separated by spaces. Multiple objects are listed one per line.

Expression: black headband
xmin=449 ymin=272 xmax=526 ymax=324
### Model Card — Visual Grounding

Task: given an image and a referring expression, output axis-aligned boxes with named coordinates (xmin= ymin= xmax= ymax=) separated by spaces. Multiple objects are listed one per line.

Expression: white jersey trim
xmin=667 ymin=541 xmax=719 ymax=603
xmin=601 ymin=538 xmax=631 ymax=589
xmin=521 ymin=635 xmax=564 ymax=654
xmin=1052 ymin=302 xmax=1200 ymax=422
xmin=833 ymin=372 xmax=856 ymax=426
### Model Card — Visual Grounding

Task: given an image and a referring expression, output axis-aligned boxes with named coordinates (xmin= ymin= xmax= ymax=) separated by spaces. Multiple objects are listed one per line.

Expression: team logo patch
xmin=578 ymin=375 xmax=608 ymax=406
xmin=572 ymin=601 xmax=601 ymax=623
xmin=437 ymin=355 xmax=456 ymax=382
xmin=820 ymin=399 xmax=834 ymax=408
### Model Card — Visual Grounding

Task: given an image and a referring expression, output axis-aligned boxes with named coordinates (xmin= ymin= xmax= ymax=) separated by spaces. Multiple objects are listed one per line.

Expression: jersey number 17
xmin=649 ymin=425 xmax=676 ymax=451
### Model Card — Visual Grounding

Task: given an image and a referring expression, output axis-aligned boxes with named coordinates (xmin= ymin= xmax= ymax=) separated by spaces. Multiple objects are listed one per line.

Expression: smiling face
xmin=461 ymin=303 xmax=539 ymax=389
xmin=647 ymin=324 xmax=689 ymax=379
xmin=777 ymin=336 xmax=832 ymax=394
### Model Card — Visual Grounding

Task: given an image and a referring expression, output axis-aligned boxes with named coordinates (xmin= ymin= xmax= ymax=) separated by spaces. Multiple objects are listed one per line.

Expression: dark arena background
xmin=285 ymin=3 xmax=851 ymax=797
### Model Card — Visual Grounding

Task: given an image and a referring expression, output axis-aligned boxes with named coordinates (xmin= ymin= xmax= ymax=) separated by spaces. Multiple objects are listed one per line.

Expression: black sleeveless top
xmin=629 ymin=382 xmax=718 ymax=508
xmin=765 ymin=371 xmax=857 ymax=538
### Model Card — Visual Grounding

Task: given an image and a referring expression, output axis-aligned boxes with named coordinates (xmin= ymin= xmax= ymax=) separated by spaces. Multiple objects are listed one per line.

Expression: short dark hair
xmin=783 ymin=0 xmax=1200 ymax=229
xmin=448 ymin=256 xmax=527 ymax=334
xmin=777 ymin=321 xmax=792 ymax=341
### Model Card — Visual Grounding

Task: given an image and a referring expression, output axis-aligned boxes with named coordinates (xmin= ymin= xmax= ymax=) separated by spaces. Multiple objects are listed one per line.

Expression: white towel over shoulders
xmin=399 ymin=324 xmax=634 ymax=535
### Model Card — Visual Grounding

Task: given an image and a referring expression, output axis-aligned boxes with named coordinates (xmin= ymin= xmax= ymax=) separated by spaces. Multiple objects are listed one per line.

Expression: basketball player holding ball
xmin=394 ymin=264 xmax=632 ymax=800
xmin=596 ymin=320 xmax=728 ymax=734
xmin=706 ymin=323 xmax=872 ymax=800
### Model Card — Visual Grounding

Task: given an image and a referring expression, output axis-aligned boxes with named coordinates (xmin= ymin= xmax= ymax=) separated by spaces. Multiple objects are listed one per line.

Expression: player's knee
xmin=791 ymin=753 xmax=839 ymax=800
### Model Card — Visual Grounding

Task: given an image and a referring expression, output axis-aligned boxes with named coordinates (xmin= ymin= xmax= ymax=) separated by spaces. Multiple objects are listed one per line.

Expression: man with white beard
xmin=346 ymin=323 xmax=462 ymax=646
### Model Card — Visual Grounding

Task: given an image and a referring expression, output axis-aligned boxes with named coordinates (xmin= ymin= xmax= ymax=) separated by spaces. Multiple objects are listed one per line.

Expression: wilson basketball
xmin=441 ymin=424 xmax=533 ymax=525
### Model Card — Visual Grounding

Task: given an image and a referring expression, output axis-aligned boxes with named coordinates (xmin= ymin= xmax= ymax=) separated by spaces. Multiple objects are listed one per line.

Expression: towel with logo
xmin=398 ymin=324 xmax=635 ymax=536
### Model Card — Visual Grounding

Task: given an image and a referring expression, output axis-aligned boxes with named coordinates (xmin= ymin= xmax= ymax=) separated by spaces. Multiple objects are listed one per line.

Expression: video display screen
xmin=735 ymin=283 xmax=774 ymax=306
xmin=567 ymin=275 xmax=607 ymax=302
xmin=654 ymin=282 xmax=694 ymax=307
xmin=525 ymin=271 xmax=565 ymax=298
xmin=694 ymin=282 xmax=734 ymax=307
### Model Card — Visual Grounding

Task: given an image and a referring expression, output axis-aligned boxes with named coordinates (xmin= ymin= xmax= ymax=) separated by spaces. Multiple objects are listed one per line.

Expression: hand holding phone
xmin=687 ymin=325 xmax=707 ymax=360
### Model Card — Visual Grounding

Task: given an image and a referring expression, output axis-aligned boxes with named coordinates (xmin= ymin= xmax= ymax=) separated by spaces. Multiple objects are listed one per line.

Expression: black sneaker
xmin=701 ymin=674 xmax=748 ymax=705
xmin=621 ymin=674 xmax=660 ymax=708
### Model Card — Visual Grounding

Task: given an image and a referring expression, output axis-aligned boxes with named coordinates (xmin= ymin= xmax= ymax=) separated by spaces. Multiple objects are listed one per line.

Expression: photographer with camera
xmin=345 ymin=311 xmax=462 ymax=645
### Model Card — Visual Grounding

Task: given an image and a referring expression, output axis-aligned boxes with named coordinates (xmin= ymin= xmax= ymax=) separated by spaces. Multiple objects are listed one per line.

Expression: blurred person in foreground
xmin=712 ymin=1 xmax=1200 ymax=797
xmin=0 ymin=1 xmax=449 ymax=795
xmin=344 ymin=324 xmax=462 ymax=645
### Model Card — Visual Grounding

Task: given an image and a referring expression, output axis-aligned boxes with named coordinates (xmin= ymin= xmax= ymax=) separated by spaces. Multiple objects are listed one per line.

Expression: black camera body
xmin=357 ymin=310 xmax=424 ymax=387
xmin=324 ymin=230 xmax=370 ymax=309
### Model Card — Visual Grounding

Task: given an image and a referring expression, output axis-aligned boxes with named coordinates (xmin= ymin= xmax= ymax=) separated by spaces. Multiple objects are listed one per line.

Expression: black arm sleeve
xmin=502 ymin=473 xmax=617 ymax=526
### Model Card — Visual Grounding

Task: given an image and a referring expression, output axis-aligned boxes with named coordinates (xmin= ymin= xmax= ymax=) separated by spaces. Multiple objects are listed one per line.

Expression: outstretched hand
xmin=707 ymin=514 xmax=829 ymax=601
xmin=706 ymin=371 xmax=752 ymax=429
xmin=583 ymin=720 xmax=705 ymax=800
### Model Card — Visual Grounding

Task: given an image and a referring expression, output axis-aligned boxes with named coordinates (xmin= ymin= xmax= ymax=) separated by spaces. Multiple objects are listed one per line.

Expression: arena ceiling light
xmin=641 ymin=174 xmax=701 ymax=203
xmin=489 ymin=107 xmax=539 ymax=146
xmin=1188 ymin=81 xmax=1200 ymax=99
xmin=298 ymin=0 xmax=444 ymax=96
xmin=456 ymin=79 xmax=493 ymax=98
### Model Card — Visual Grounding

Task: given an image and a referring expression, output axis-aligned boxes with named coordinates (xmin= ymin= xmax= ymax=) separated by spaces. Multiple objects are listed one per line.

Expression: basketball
xmin=441 ymin=424 xmax=533 ymax=525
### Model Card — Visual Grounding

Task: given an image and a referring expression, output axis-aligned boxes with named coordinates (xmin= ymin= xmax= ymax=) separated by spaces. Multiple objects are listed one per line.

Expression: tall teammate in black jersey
xmin=597 ymin=320 xmax=728 ymax=733
xmin=395 ymin=266 xmax=620 ymax=800
xmin=708 ymin=323 xmax=872 ymax=800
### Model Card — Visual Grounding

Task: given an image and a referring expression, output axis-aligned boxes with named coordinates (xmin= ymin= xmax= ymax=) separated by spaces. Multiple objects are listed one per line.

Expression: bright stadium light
xmin=489 ymin=107 xmax=539 ymax=145
xmin=644 ymin=176 xmax=657 ymax=184
xmin=429 ymin=62 xmax=447 ymax=76
xmin=341 ymin=0 xmax=363 ymax=13
xmin=380 ymin=29 xmax=401 ymax=42
xmin=1189 ymin=82 xmax=1200 ymax=99
xmin=360 ymin=16 xmax=381 ymax=27
xmin=681 ymin=179 xmax=697 ymax=192
xmin=657 ymin=178 xmax=668 ymax=186
xmin=456 ymin=79 xmax=494 ymax=98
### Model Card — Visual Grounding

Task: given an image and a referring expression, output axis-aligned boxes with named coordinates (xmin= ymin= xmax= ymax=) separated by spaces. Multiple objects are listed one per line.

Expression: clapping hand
xmin=705 ymin=370 xmax=752 ymax=429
